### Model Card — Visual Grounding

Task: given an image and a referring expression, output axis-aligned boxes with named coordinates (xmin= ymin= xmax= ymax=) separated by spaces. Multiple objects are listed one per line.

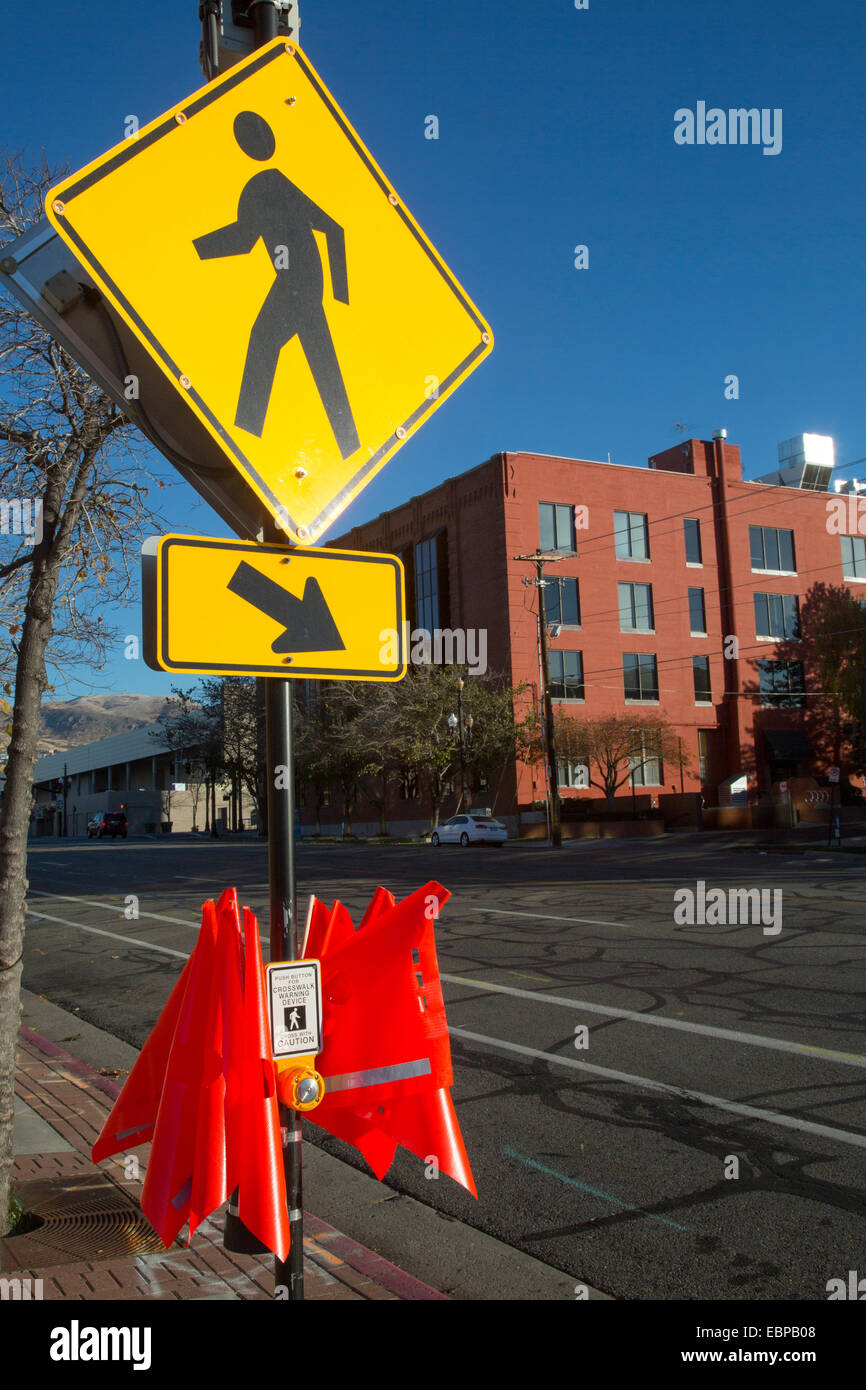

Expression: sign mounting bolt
xmin=0 ymin=257 xmax=17 ymax=274
xmin=388 ymin=193 xmax=399 ymax=206
xmin=395 ymin=427 xmax=407 ymax=439
xmin=297 ymin=526 xmax=309 ymax=540
xmin=175 ymin=111 xmax=187 ymax=125
xmin=294 ymin=467 xmax=307 ymax=479
xmin=286 ymin=96 xmax=297 ymax=106
xmin=285 ymin=43 xmax=295 ymax=54
xmin=179 ymin=374 xmax=191 ymax=390
xmin=53 ymin=200 xmax=65 ymax=216
xmin=482 ymin=332 xmax=491 ymax=344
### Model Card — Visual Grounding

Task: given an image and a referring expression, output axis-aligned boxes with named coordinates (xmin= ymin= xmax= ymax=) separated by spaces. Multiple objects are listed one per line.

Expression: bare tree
xmin=0 ymin=154 xmax=166 ymax=1235
xmin=554 ymin=711 xmax=688 ymax=809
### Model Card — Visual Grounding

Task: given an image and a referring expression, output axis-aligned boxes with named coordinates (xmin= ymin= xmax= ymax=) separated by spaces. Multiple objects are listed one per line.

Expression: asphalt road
xmin=20 ymin=834 xmax=866 ymax=1301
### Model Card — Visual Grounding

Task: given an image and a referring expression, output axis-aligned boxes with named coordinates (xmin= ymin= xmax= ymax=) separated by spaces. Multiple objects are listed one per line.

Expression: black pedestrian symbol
xmin=193 ymin=110 xmax=360 ymax=457
xmin=284 ymin=1005 xmax=306 ymax=1032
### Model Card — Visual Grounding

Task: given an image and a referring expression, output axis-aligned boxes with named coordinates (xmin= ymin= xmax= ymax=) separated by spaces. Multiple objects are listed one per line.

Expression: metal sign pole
xmin=265 ymin=676 xmax=303 ymax=1299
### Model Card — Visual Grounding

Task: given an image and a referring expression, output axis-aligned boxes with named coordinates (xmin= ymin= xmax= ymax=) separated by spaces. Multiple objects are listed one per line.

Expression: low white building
xmin=31 ymin=723 xmax=258 ymax=838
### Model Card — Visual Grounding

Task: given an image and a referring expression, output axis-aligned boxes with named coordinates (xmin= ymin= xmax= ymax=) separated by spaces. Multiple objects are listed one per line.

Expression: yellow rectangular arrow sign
xmin=142 ymin=535 xmax=406 ymax=680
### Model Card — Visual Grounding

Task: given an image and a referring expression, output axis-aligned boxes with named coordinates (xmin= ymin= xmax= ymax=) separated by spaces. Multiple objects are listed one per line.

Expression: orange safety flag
xmin=233 ymin=906 xmax=290 ymax=1261
xmin=139 ymin=898 xmax=222 ymax=1246
xmin=187 ymin=889 xmax=245 ymax=1241
xmin=305 ymin=881 xmax=477 ymax=1198
xmin=91 ymin=951 xmax=195 ymax=1164
xmin=91 ymin=888 xmax=290 ymax=1256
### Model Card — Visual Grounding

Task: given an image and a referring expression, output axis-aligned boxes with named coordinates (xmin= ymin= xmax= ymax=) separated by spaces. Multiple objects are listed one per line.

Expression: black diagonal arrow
xmin=227 ymin=561 xmax=346 ymax=654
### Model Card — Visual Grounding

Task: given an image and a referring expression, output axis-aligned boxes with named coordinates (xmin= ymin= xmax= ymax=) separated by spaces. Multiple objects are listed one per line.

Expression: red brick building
xmin=325 ymin=433 xmax=864 ymax=831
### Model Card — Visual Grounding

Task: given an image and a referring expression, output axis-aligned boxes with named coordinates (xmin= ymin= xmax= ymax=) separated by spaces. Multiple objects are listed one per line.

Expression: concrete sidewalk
xmin=3 ymin=993 xmax=587 ymax=1301
xmin=3 ymin=1025 xmax=448 ymax=1301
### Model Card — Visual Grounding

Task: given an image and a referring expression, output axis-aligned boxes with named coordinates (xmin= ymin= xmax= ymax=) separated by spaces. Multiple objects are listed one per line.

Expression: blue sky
xmin=3 ymin=0 xmax=865 ymax=697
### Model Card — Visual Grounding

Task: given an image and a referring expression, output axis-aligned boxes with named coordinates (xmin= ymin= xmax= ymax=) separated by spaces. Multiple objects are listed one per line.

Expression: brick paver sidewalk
xmin=2 ymin=1028 xmax=448 ymax=1301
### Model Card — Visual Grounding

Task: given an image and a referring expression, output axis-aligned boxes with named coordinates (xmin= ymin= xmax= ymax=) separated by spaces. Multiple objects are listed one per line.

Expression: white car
xmin=430 ymin=814 xmax=507 ymax=846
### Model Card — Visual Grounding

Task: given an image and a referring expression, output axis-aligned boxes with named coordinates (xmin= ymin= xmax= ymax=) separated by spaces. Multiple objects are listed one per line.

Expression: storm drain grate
xmin=3 ymin=1174 xmax=165 ymax=1267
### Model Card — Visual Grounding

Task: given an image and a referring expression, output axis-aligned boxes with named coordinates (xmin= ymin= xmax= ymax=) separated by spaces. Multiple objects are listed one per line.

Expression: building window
xmin=614 ymin=511 xmax=649 ymax=561
xmin=414 ymin=537 xmax=439 ymax=631
xmin=544 ymin=576 xmax=581 ymax=626
xmin=693 ymin=655 xmax=712 ymax=704
xmin=618 ymin=581 xmax=654 ymax=632
xmin=759 ymin=660 xmax=806 ymax=707
xmin=750 ymin=525 xmax=796 ymax=573
xmin=549 ymin=650 xmax=584 ymax=700
xmin=623 ymin=653 xmax=659 ymax=702
xmin=698 ymin=730 xmax=711 ymax=783
xmin=688 ymin=587 xmax=707 ymax=635
xmin=557 ymin=760 xmax=590 ymax=788
xmin=684 ymin=518 xmax=702 ymax=565
xmin=628 ymin=733 xmax=662 ymax=785
xmin=754 ymin=592 xmax=800 ymax=640
xmin=841 ymin=535 xmax=866 ymax=580
xmin=539 ymin=503 xmax=576 ymax=553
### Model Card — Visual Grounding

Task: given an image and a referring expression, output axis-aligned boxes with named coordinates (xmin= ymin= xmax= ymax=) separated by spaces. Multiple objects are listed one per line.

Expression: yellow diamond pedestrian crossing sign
xmin=46 ymin=39 xmax=493 ymax=543
xmin=142 ymin=534 xmax=406 ymax=680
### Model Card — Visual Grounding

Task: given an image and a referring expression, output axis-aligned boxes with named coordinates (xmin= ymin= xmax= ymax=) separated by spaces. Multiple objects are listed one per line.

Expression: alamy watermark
xmin=674 ymin=880 xmax=782 ymax=934
xmin=0 ymin=497 xmax=43 ymax=544
xmin=379 ymin=623 xmax=487 ymax=675
xmin=674 ymin=103 xmax=782 ymax=156
xmin=826 ymin=494 xmax=866 ymax=535
xmin=49 ymin=1322 xmax=151 ymax=1370
xmin=1 ymin=1276 xmax=43 ymax=1300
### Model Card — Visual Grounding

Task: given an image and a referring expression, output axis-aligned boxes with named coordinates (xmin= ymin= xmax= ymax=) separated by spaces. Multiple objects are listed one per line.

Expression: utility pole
xmin=515 ymin=549 xmax=565 ymax=847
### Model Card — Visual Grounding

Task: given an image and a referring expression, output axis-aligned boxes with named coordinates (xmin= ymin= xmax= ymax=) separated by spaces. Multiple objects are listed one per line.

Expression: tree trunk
xmin=0 ymin=434 xmax=96 ymax=1235
xmin=379 ymin=774 xmax=388 ymax=836
xmin=0 ymin=531 xmax=64 ymax=1233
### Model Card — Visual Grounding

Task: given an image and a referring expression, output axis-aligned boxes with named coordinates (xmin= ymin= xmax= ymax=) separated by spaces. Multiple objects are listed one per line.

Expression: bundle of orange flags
xmin=92 ymin=888 xmax=289 ymax=1258
xmin=300 ymin=880 xmax=477 ymax=1198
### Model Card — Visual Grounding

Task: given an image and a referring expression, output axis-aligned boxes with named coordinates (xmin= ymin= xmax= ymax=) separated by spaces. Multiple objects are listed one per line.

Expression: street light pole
xmin=457 ymin=678 xmax=469 ymax=812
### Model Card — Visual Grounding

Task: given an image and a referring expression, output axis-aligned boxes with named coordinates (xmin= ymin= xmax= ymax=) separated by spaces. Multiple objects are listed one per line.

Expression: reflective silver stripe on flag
xmin=322 ymin=1058 xmax=432 ymax=1092
xmin=172 ymin=1177 xmax=192 ymax=1211
xmin=114 ymin=1125 xmax=150 ymax=1141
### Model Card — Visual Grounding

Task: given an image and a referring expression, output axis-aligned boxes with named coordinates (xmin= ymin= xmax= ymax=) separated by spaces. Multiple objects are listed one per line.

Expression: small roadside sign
xmin=828 ymin=767 xmax=840 ymax=783
xmin=141 ymin=533 xmax=406 ymax=680
xmin=267 ymin=960 xmax=322 ymax=1059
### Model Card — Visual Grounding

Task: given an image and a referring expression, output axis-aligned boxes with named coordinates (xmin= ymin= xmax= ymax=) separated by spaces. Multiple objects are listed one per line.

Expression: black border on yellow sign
xmin=142 ymin=535 xmax=406 ymax=680
xmin=51 ymin=41 xmax=489 ymax=542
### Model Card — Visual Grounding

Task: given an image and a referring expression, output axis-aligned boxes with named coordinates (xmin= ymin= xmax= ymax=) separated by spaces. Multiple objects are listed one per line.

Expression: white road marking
xmin=471 ymin=907 xmax=635 ymax=928
xmin=27 ymin=903 xmax=268 ymax=954
xmin=442 ymin=973 xmax=866 ymax=1070
xmin=28 ymin=889 xmax=198 ymax=929
xmin=27 ymin=910 xmax=189 ymax=960
xmin=449 ymin=1027 xmax=866 ymax=1151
